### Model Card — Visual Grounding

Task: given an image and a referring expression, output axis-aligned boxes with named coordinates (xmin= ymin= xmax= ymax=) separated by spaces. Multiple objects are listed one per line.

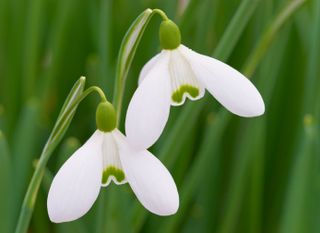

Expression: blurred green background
xmin=0 ymin=0 xmax=319 ymax=232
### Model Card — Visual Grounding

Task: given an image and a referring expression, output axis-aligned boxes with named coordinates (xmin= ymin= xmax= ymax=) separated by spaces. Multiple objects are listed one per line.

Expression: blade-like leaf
xmin=49 ymin=76 xmax=85 ymax=143
xmin=12 ymin=99 xmax=40 ymax=220
xmin=280 ymin=0 xmax=320 ymax=231
xmin=112 ymin=8 xmax=153 ymax=122
xmin=15 ymin=76 xmax=86 ymax=233
xmin=0 ymin=131 xmax=13 ymax=233
xmin=56 ymin=76 xmax=85 ymax=124
xmin=280 ymin=117 xmax=317 ymax=233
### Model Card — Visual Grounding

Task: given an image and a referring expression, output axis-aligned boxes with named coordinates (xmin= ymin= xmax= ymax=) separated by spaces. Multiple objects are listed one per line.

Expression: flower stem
xmin=152 ymin=8 xmax=169 ymax=20
xmin=14 ymin=85 xmax=107 ymax=233
xmin=86 ymin=86 xmax=107 ymax=102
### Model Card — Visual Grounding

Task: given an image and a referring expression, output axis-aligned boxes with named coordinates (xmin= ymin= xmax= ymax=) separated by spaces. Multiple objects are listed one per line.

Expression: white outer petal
xmin=47 ymin=130 xmax=103 ymax=223
xmin=138 ymin=53 xmax=161 ymax=85
xmin=125 ymin=51 xmax=171 ymax=149
xmin=113 ymin=130 xmax=179 ymax=216
xmin=179 ymin=45 xmax=265 ymax=117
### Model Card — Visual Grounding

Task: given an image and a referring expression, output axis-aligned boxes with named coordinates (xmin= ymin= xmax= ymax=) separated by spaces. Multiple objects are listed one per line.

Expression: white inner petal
xmin=101 ymin=133 xmax=127 ymax=186
xmin=168 ymin=48 xmax=205 ymax=106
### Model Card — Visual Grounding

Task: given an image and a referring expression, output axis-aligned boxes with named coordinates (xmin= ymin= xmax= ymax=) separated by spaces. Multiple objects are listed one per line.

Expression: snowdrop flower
xmin=126 ymin=19 xmax=265 ymax=149
xmin=47 ymin=101 xmax=179 ymax=223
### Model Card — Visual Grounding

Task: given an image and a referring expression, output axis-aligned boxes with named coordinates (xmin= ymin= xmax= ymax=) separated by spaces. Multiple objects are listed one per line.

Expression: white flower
xmin=47 ymin=129 xmax=179 ymax=223
xmin=125 ymin=44 xmax=265 ymax=150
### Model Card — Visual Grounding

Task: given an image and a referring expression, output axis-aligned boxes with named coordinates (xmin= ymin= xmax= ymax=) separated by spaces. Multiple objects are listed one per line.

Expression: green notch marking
xmin=172 ymin=85 xmax=199 ymax=103
xmin=102 ymin=166 xmax=125 ymax=184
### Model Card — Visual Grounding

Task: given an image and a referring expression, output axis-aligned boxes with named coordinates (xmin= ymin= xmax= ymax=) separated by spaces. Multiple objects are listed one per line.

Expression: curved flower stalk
xmin=125 ymin=10 xmax=265 ymax=150
xmin=47 ymin=101 xmax=179 ymax=223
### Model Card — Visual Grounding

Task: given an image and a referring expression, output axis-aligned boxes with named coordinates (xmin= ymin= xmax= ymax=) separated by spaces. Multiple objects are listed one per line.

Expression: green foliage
xmin=0 ymin=0 xmax=318 ymax=233
xmin=0 ymin=132 xmax=13 ymax=233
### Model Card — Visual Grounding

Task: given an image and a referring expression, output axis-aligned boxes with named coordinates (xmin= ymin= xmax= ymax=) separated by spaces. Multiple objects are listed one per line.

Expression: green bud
xmin=159 ymin=20 xmax=181 ymax=50
xmin=96 ymin=102 xmax=117 ymax=132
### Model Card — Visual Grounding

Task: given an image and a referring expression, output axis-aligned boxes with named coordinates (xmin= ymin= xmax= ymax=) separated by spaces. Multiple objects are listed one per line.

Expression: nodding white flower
xmin=125 ymin=20 xmax=265 ymax=150
xmin=47 ymin=102 xmax=179 ymax=223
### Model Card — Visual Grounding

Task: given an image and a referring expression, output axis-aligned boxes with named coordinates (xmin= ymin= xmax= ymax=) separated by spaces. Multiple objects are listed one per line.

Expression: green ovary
xmin=102 ymin=166 xmax=125 ymax=184
xmin=172 ymin=85 xmax=199 ymax=103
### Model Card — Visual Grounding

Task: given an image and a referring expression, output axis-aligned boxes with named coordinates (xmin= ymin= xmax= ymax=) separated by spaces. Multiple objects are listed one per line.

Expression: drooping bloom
xmin=47 ymin=102 xmax=179 ymax=223
xmin=125 ymin=20 xmax=265 ymax=150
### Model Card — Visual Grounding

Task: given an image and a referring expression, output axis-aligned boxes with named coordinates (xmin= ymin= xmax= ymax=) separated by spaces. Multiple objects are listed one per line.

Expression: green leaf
xmin=280 ymin=117 xmax=317 ymax=233
xmin=217 ymin=119 xmax=265 ymax=233
xmin=213 ymin=0 xmax=262 ymax=61
xmin=97 ymin=0 xmax=113 ymax=90
xmin=15 ymin=76 xmax=86 ymax=233
xmin=160 ymin=110 xmax=230 ymax=233
xmin=49 ymin=76 xmax=86 ymax=143
xmin=12 ymin=99 xmax=40 ymax=218
xmin=280 ymin=0 xmax=320 ymax=231
xmin=112 ymin=8 xmax=153 ymax=123
xmin=22 ymin=0 xmax=45 ymax=99
xmin=243 ymin=0 xmax=307 ymax=77
xmin=0 ymin=131 xmax=13 ymax=233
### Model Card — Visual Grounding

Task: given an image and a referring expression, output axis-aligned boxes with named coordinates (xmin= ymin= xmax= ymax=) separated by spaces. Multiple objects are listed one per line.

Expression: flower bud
xmin=159 ymin=20 xmax=181 ymax=50
xmin=96 ymin=101 xmax=117 ymax=132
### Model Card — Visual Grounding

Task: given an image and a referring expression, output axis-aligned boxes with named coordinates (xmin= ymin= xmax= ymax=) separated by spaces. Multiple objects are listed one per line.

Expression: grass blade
xmin=0 ymin=131 xmax=13 ymax=233
xmin=15 ymin=77 xmax=86 ymax=233
xmin=243 ymin=0 xmax=307 ymax=77
xmin=113 ymin=8 xmax=153 ymax=122
xmin=12 ymin=99 xmax=40 ymax=220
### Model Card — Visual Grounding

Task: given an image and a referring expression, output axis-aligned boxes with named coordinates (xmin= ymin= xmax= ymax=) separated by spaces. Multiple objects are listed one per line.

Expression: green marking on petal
xmin=171 ymin=85 xmax=200 ymax=103
xmin=102 ymin=166 xmax=125 ymax=184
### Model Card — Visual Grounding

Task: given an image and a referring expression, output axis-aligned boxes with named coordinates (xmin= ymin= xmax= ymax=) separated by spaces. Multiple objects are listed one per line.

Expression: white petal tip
xmin=47 ymin=212 xmax=68 ymax=224
xmin=46 ymin=131 xmax=103 ymax=224
xmin=47 ymin=201 xmax=80 ymax=223
xmin=234 ymin=96 xmax=265 ymax=117
xmin=151 ymin=200 xmax=179 ymax=216
xmin=115 ymin=131 xmax=179 ymax=217
xmin=254 ymin=103 xmax=265 ymax=117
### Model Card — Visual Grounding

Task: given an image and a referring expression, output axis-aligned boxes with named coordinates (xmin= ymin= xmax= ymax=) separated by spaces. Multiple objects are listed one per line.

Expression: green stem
xmin=14 ymin=145 xmax=55 ymax=233
xmin=86 ymin=86 xmax=107 ymax=102
xmin=50 ymin=86 xmax=106 ymax=142
xmin=152 ymin=8 xmax=169 ymax=20
xmin=14 ymin=86 xmax=106 ymax=233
